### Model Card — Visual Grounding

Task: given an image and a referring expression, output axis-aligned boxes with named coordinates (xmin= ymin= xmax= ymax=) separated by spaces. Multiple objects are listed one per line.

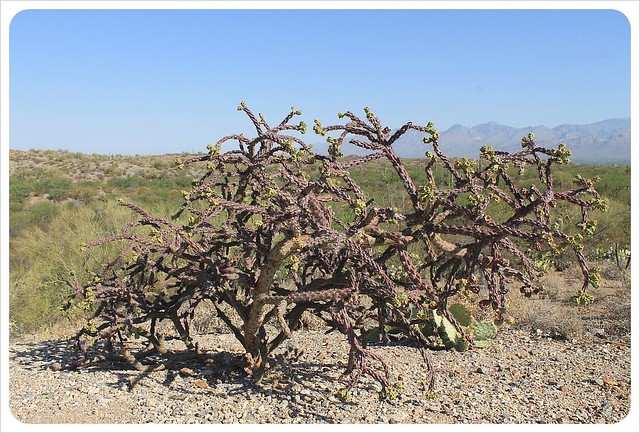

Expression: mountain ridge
xmin=315 ymin=118 xmax=631 ymax=164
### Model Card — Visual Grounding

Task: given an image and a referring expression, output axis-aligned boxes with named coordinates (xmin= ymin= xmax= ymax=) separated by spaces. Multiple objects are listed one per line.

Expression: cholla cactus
xmin=68 ymin=105 xmax=604 ymax=394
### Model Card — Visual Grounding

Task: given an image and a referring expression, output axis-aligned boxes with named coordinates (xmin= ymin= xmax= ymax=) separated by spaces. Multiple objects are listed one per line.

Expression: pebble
xmin=7 ymin=328 xmax=631 ymax=425
xmin=599 ymin=401 xmax=613 ymax=415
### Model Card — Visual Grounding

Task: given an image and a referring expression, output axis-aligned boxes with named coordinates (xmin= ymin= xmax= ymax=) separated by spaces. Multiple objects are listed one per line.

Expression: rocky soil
xmin=8 ymin=327 xmax=632 ymax=426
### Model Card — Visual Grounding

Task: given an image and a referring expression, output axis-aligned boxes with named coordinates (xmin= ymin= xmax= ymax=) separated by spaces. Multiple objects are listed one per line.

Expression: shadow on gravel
xmin=10 ymin=336 xmax=357 ymax=422
xmin=10 ymin=339 xmax=79 ymax=369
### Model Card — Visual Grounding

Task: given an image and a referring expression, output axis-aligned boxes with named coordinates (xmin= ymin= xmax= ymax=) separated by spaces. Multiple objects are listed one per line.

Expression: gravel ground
xmin=7 ymin=326 xmax=632 ymax=426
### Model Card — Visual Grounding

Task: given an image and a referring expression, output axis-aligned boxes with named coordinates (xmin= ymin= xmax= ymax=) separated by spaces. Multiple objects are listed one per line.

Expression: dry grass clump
xmin=507 ymin=297 xmax=584 ymax=339
xmin=505 ymin=264 xmax=630 ymax=339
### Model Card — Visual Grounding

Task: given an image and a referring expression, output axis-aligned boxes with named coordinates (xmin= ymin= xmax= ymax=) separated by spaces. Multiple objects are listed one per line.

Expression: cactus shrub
xmin=67 ymin=104 xmax=604 ymax=393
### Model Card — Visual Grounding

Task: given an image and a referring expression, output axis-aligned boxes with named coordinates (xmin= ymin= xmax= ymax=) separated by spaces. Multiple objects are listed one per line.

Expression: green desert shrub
xmin=9 ymin=178 xmax=36 ymax=204
xmin=9 ymin=201 xmax=135 ymax=335
xmin=10 ymin=201 xmax=60 ymax=235
xmin=37 ymin=176 xmax=72 ymax=202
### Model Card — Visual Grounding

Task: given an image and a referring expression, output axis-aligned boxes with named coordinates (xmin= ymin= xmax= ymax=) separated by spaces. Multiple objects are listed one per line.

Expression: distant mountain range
xmin=314 ymin=118 xmax=631 ymax=164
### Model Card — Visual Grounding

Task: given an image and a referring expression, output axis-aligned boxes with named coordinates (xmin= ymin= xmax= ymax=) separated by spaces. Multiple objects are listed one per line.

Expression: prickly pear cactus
xmin=449 ymin=303 xmax=473 ymax=327
xmin=432 ymin=309 xmax=468 ymax=352
xmin=470 ymin=321 xmax=498 ymax=348
xmin=420 ymin=303 xmax=498 ymax=351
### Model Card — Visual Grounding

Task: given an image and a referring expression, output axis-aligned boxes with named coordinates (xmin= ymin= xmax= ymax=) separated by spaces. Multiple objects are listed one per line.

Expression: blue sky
xmin=9 ymin=8 xmax=632 ymax=155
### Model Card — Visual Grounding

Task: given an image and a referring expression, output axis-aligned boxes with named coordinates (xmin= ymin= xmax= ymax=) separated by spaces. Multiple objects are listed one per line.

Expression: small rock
xmin=50 ymin=362 xmax=63 ymax=371
xmin=599 ymin=401 xmax=613 ymax=415
xmin=476 ymin=367 xmax=486 ymax=374
xmin=144 ymin=398 xmax=157 ymax=407
xmin=586 ymin=328 xmax=607 ymax=338
xmin=195 ymin=379 xmax=208 ymax=389
xmin=179 ymin=367 xmax=195 ymax=376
